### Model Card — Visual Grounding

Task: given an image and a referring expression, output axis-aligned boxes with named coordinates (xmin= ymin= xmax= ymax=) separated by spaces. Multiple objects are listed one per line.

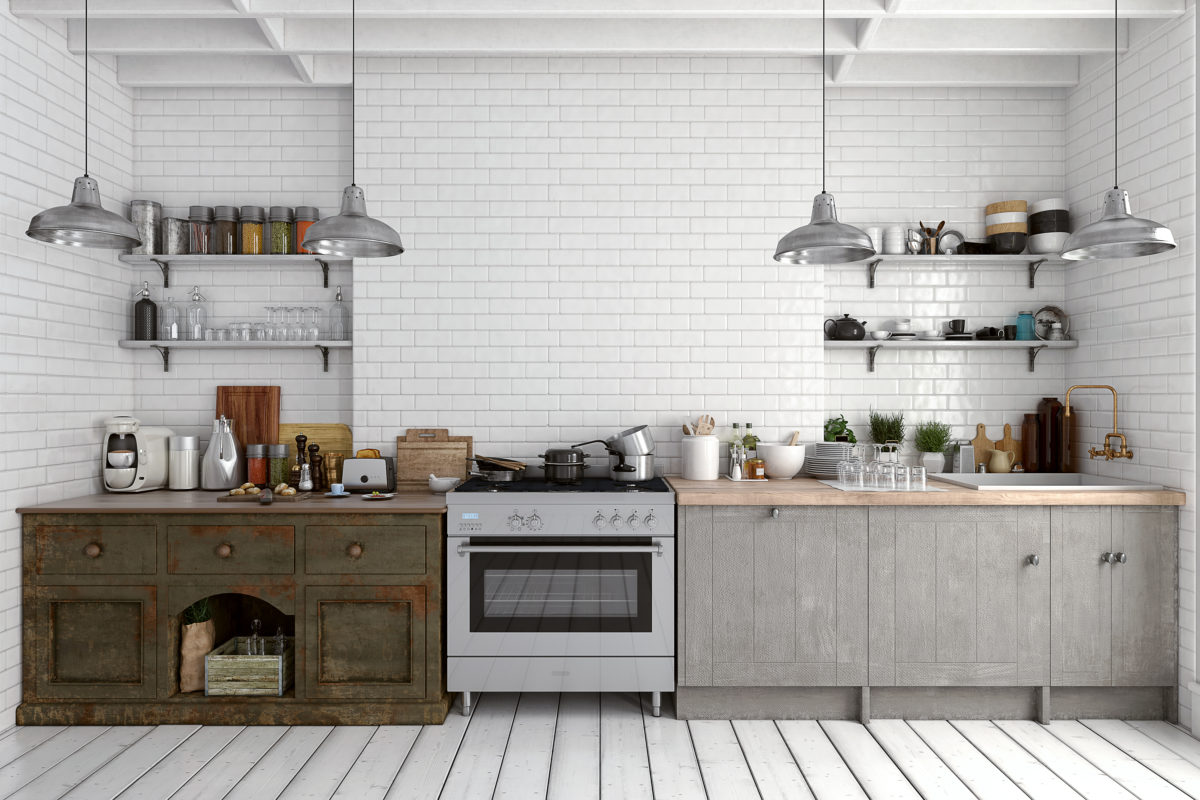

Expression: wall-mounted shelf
xmin=119 ymin=340 xmax=351 ymax=373
xmin=119 ymin=255 xmax=351 ymax=289
xmin=852 ymin=254 xmax=1065 ymax=289
xmin=825 ymin=339 xmax=1077 ymax=373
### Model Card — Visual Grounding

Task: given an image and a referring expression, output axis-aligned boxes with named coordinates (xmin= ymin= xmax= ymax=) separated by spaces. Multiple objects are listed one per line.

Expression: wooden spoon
xmin=695 ymin=414 xmax=715 ymax=436
xmin=683 ymin=423 xmax=695 ymax=436
xmin=788 ymin=430 xmax=801 ymax=446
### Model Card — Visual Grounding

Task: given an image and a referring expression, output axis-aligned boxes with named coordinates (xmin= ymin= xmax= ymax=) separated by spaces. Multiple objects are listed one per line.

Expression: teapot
xmin=824 ymin=314 xmax=867 ymax=341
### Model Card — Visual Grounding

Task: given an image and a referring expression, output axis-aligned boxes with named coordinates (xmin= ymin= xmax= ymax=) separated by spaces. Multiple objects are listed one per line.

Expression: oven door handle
xmin=456 ymin=542 xmax=665 ymax=557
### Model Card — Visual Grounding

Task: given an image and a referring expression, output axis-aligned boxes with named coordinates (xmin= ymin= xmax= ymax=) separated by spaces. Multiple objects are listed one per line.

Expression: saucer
xmin=325 ymin=491 xmax=352 ymax=498
xmin=918 ymin=334 xmax=944 ymax=341
xmin=363 ymin=493 xmax=395 ymax=501
xmin=890 ymin=332 xmax=917 ymax=338
xmin=945 ymin=334 xmax=974 ymax=340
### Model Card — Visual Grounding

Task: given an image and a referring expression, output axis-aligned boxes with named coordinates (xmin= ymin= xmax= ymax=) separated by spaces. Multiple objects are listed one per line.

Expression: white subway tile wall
xmin=1065 ymin=10 xmax=1197 ymax=724
xmin=0 ymin=8 xmax=136 ymax=727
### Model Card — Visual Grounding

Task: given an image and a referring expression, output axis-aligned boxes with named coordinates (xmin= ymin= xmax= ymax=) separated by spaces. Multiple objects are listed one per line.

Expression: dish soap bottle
xmin=330 ymin=285 xmax=350 ymax=341
xmin=132 ymin=281 xmax=158 ymax=341
xmin=185 ymin=286 xmax=208 ymax=341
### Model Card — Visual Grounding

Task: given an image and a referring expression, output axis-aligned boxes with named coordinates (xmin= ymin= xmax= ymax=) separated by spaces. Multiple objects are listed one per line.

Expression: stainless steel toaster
xmin=342 ymin=457 xmax=395 ymax=492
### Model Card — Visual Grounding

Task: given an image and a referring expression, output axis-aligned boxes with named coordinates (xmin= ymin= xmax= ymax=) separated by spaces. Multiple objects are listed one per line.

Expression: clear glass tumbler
xmin=911 ymin=465 xmax=927 ymax=490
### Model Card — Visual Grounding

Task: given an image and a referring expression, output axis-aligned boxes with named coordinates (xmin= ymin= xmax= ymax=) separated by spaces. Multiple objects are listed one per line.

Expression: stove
xmin=445 ymin=474 xmax=675 ymax=717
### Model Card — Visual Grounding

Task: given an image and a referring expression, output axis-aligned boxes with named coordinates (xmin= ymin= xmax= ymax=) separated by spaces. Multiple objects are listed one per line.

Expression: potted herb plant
xmin=868 ymin=409 xmax=904 ymax=459
xmin=913 ymin=420 xmax=953 ymax=473
xmin=180 ymin=597 xmax=215 ymax=693
xmin=824 ymin=415 xmax=857 ymax=444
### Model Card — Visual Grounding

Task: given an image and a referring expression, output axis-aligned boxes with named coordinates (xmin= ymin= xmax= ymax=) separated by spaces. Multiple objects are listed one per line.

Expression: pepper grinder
xmin=290 ymin=434 xmax=308 ymax=487
xmin=308 ymin=443 xmax=324 ymax=492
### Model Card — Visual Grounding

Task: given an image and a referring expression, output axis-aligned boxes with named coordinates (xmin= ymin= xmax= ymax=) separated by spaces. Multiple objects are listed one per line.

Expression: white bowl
xmin=428 ymin=474 xmax=462 ymax=493
xmin=893 ymin=319 xmax=912 ymax=332
xmin=1028 ymin=231 xmax=1070 ymax=254
xmin=869 ymin=331 xmax=891 ymax=340
xmin=107 ymin=450 xmax=135 ymax=468
xmin=922 ymin=329 xmax=939 ymax=338
xmin=757 ymin=443 xmax=806 ymax=479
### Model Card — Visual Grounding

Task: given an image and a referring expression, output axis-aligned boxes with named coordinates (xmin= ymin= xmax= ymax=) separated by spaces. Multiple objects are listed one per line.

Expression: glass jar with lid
xmin=268 ymin=444 xmax=291 ymax=487
xmin=240 ymin=205 xmax=265 ymax=255
xmin=269 ymin=206 xmax=295 ymax=255
xmin=295 ymin=206 xmax=319 ymax=254
xmin=246 ymin=444 xmax=268 ymax=487
xmin=188 ymin=206 xmax=214 ymax=254
xmin=212 ymin=206 xmax=239 ymax=255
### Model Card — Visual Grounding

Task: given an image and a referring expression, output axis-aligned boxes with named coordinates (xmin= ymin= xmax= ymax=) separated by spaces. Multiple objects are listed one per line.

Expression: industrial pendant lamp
xmin=301 ymin=0 xmax=404 ymax=258
xmin=26 ymin=0 xmax=141 ymax=249
xmin=1060 ymin=0 xmax=1175 ymax=260
xmin=774 ymin=0 xmax=874 ymax=265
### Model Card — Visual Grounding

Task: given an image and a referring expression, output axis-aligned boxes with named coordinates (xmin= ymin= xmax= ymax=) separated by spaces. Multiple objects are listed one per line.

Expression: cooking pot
xmin=608 ymin=452 xmax=655 ymax=482
xmin=608 ymin=425 xmax=655 ymax=456
xmin=539 ymin=446 xmax=593 ymax=485
xmin=824 ymin=314 xmax=867 ymax=341
xmin=467 ymin=456 xmax=525 ymax=483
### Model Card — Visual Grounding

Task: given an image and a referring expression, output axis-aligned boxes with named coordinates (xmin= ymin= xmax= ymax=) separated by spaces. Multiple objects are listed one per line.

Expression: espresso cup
xmin=330 ymin=483 xmax=346 ymax=494
xmin=948 ymin=319 xmax=966 ymax=334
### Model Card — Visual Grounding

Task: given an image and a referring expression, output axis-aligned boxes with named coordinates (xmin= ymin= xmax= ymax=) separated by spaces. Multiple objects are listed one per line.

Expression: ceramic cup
xmin=330 ymin=483 xmax=346 ymax=494
xmin=948 ymin=319 xmax=966 ymax=334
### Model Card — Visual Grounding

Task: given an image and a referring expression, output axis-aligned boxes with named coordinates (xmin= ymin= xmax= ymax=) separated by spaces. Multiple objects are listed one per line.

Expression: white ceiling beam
xmin=897 ymin=0 xmax=1183 ymax=16
xmin=833 ymin=54 xmax=1080 ymax=86
xmin=864 ymin=19 xmax=1129 ymax=53
xmin=67 ymin=19 xmax=274 ymax=54
xmin=115 ymin=54 xmax=346 ymax=86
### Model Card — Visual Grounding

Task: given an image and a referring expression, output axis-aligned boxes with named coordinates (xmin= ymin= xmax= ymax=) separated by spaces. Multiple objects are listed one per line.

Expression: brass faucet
xmin=1064 ymin=385 xmax=1133 ymax=461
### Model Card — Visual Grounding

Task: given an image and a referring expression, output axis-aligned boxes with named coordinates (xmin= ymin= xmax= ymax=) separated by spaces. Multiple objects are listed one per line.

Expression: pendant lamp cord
xmin=1113 ymin=0 xmax=1118 ymax=189
xmin=821 ymin=0 xmax=826 ymax=193
xmin=83 ymin=0 xmax=89 ymax=177
xmin=351 ymin=0 xmax=357 ymax=188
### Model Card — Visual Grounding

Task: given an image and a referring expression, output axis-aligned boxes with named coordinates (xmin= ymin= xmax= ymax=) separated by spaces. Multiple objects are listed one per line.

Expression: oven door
xmin=447 ymin=536 xmax=674 ymax=657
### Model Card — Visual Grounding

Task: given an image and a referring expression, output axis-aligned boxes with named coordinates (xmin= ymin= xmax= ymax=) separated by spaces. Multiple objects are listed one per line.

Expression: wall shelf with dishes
xmin=119 ymin=339 xmax=351 ymax=373
xmin=120 ymin=254 xmax=351 ymax=289
xmin=847 ymin=254 xmax=1067 ymax=290
xmin=825 ymin=339 xmax=1077 ymax=373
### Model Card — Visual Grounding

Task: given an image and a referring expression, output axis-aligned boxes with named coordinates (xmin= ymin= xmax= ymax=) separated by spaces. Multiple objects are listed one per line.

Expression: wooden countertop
xmin=666 ymin=476 xmax=1186 ymax=507
xmin=17 ymin=491 xmax=448 ymax=515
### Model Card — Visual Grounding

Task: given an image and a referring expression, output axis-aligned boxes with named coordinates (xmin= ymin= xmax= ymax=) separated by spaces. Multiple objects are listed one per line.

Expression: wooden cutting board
xmin=217 ymin=492 xmax=312 ymax=502
xmin=216 ymin=386 xmax=280 ymax=448
xmin=969 ymin=423 xmax=992 ymax=471
xmin=278 ymin=423 xmax=353 ymax=460
xmin=996 ymin=423 xmax=1022 ymax=468
xmin=395 ymin=429 xmax=473 ymax=490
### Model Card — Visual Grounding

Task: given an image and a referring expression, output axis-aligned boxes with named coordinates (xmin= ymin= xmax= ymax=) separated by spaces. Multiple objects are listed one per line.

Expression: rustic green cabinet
xmin=20 ymin=510 xmax=449 ymax=725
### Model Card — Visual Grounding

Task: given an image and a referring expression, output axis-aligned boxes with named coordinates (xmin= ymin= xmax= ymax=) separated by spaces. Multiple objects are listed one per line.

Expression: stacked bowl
xmin=985 ymin=200 xmax=1028 ymax=254
xmin=805 ymin=441 xmax=855 ymax=479
xmin=1028 ymin=198 xmax=1070 ymax=254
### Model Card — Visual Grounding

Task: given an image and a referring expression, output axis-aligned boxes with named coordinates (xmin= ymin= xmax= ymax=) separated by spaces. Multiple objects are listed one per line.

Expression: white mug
xmin=330 ymin=483 xmax=346 ymax=494
xmin=681 ymin=435 xmax=719 ymax=481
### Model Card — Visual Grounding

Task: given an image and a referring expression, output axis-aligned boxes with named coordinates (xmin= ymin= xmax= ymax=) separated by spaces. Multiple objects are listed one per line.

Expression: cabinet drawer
xmin=34 ymin=523 xmax=156 ymax=575
xmin=166 ymin=525 xmax=294 ymax=574
xmin=306 ymin=525 xmax=427 ymax=575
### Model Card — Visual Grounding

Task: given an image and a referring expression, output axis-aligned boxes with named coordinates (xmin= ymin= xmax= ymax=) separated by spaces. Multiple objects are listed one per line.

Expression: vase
xmin=180 ymin=619 xmax=215 ymax=693
xmin=921 ymin=452 xmax=945 ymax=473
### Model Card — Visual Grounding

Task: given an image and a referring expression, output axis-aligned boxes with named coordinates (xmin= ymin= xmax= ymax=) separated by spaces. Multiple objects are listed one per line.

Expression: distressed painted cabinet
xmin=679 ymin=505 xmax=868 ymax=687
xmin=1051 ymin=506 xmax=1177 ymax=687
xmin=867 ymin=506 xmax=1051 ymax=687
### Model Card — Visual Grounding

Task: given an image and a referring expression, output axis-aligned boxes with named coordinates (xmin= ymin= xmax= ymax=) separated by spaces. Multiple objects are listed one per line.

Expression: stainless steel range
xmin=446 ymin=476 xmax=675 ymax=717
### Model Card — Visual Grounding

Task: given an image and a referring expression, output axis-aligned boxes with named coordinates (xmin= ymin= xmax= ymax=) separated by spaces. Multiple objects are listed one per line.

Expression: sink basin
xmin=932 ymin=473 xmax=1163 ymax=491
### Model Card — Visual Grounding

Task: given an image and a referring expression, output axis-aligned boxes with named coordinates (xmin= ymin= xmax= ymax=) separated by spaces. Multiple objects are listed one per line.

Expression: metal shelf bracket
xmin=316 ymin=259 xmax=330 ymax=288
xmin=866 ymin=259 xmax=883 ymax=289
xmin=1027 ymin=344 xmax=1047 ymax=373
xmin=151 ymin=258 xmax=170 ymax=288
xmin=867 ymin=345 xmax=882 ymax=373
xmin=315 ymin=345 xmax=330 ymax=372
xmin=1027 ymin=258 xmax=1046 ymax=289
xmin=151 ymin=345 xmax=170 ymax=372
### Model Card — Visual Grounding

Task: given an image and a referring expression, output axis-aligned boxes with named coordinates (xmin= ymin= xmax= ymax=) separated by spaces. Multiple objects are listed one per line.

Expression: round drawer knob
xmin=84 ymin=542 xmax=102 ymax=559
xmin=347 ymin=542 xmax=364 ymax=559
xmin=215 ymin=542 xmax=233 ymax=559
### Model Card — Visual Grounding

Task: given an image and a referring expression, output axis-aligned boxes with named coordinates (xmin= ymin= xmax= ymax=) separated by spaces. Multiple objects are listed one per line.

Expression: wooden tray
xmin=396 ymin=429 xmax=473 ymax=490
xmin=278 ymin=423 xmax=353 ymax=460
xmin=216 ymin=492 xmax=312 ymax=502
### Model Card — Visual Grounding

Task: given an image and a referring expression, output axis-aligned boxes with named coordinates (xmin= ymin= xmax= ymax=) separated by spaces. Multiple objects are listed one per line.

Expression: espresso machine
xmin=102 ymin=416 xmax=173 ymax=492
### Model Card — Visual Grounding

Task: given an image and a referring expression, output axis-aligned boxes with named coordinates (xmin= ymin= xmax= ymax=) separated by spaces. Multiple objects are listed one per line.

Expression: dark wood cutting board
xmin=216 ymin=386 xmax=281 ymax=448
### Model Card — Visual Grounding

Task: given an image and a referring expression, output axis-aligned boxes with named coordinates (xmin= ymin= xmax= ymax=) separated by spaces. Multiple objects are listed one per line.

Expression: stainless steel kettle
xmin=200 ymin=415 xmax=245 ymax=490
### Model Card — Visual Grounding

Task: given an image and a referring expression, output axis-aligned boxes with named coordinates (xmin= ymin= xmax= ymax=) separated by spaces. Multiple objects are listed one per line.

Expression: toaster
xmin=342 ymin=457 xmax=395 ymax=492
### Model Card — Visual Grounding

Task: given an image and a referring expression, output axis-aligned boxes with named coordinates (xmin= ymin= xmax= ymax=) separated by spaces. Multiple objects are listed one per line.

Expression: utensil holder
xmin=681 ymin=435 xmax=719 ymax=481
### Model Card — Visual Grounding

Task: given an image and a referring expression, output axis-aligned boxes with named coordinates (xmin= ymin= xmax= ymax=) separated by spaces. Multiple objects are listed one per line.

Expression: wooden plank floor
xmin=2 ymin=694 xmax=1199 ymax=800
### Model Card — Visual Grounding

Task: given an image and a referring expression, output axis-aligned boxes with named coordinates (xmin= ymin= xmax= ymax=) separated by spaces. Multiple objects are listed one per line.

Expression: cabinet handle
xmin=1114 ymin=552 xmax=1127 ymax=564
xmin=1101 ymin=552 xmax=1117 ymax=564
xmin=771 ymin=508 xmax=780 ymax=519
xmin=1026 ymin=554 xmax=1039 ymax=566
xmin=84 ymin=542 xmax=102 ymax=559
xmin=346 ymin=542 xmax=364 ymax=559
xmin=215 ymin=542 xmax=233 ymax=559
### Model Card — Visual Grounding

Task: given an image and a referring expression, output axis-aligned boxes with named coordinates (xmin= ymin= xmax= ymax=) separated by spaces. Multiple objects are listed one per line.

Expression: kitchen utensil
xmin=428 ymin=474 xmax=462 ymax=493
xmin=996 ymin=423 xmax=1021 ymax=467
xmin=938 ymin=229 xmax=965 ymax=254
xmin=969 ymin=423 xmax=992 ymax=472
xmin=681 ymin=435 xmax=719 ymax=480
xmin=757 ymin=443 xmax=806 ymax=479
xmin=869 ymin=331 xmax=891 ymax=340
xmin=611 ymin=425 xmax=655 ymax=456
xmin=1034 ymin=305 xmax=1070 ymax=340
xmin=395 ymin=428 xmax=473 ymax=490
xmin=201 ymin=415 xmax=245 ymax=490
xmin=324 ymin=490 xmax=351 ymax=498
xmin=695 ymin=414 xmax=715 ymax=435
xmin=469 ymin=460 xmax=526 ymax=483
xmin=683 ymin=423 xmax=695 ymax=436
xmin=342 ymin=457 xmax=396 ymax=491
xmin=216 ymin=386 xmax=280 ymax=454
xmin=788 ymin=431 xmax=801 ymax=446
xmin=541 ymin=444 xmax=595 ymax=484
xmin=108 ymin=450 xmax=135 ymax=468
xmin=609 ymin=452 xmax=655 ymax=482
xmin=893 ymin=318 xmax=912 ymax=332
xmin=824 ymin=314 xmax=868 ymax=340
xmin=474 ymin=455 xmax=526 ymax=471
xmin=362 ymin=492 xmax=395 ymax=501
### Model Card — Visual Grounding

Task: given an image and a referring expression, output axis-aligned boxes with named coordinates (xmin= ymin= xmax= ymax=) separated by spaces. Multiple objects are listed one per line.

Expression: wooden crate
xmin=204 ymin=636 xmax=295 ymax=696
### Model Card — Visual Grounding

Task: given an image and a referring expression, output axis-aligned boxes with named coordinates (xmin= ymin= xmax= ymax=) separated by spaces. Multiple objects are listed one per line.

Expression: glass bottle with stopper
xmin=185 ymin=286 xmax=208 ymax=341
xmin=330 ymin=285 xmax=350 ymax=341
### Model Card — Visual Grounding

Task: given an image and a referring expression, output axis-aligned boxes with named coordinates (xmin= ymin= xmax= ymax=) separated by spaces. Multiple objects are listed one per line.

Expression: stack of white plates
xmin=805 ymin=441 xmax=854 ymax=478
xmin=883 ymin=226 xmax=906 ymax=255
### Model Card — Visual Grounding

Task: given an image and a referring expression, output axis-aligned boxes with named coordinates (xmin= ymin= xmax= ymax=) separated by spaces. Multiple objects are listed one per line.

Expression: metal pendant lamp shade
xmin=1060 ymin=0 xmax=1175 ymax=261
xmin=774 ymin=192 xmax=876 ymax=264
xmin=301 ymin=185 xmax=404 ymax=258
xmin=25 ymin=0 xmax=140 ymax=250
xmin=300 ymin=0 xmax=403 ymax=259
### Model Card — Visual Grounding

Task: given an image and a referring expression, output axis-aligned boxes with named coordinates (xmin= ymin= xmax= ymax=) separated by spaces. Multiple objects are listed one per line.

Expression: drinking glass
xmin=306 ymin=305 xmax=322 ymax=341
xmin=251 ymin=322 xmax=266 ymax=341
xmin=911 ymin=465 xmax=927 ymax=491
xmin=894 ymin=464 xmax=911 ymax=491
xmin=287 ymin=306 xmax=304 ymax=341
xmin=877 ymin=463 xmax=896 ymax=491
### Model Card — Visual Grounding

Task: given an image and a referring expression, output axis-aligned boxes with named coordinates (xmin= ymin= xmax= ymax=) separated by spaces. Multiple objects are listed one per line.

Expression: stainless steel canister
xmin=163 ymin=218 xmax=189 ymax=254
xmin=129 ymin=200 xmax=162 ymax=255
xmin=168 ymin=435 xmax=201 ymax=490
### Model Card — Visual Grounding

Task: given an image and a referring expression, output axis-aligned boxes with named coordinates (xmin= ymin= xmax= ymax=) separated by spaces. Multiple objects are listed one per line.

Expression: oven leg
xmin=461 ymin=691 xmax=473 ymax=717
xmin=651 ymin=692 xmax=661 ymax=717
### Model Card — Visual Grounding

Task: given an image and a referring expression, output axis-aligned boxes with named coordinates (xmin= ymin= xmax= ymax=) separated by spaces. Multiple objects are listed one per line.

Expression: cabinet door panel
xmin=680 ymin=507 xmax=713 ymax=687
xmin=1112 ymin=507 xmax=1177 ymax=686
xmin=167 ymin=524 xmax=294 ymax=575
xmin=1050 ymin=506 xmax=1112 ymax=685
xmin=35 ymin=586 xmax=156 ymax=699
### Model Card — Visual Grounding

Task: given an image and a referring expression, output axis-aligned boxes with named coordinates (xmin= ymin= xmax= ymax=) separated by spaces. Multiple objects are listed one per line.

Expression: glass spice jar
xmin=188 ymin=206 xmax=214 ymax=254
xmin=269 ymin=206 xmax=295 ymax=255
xmin=268 ymin=444 xmax=291 ymax=487
xmin=295 ymin=206 xmax=319 ymax=253
xmin=245 ymin=444 xmax=268 ymax=487
xmin=212 ymin=206 xmax=239 ymax=255
xmin=240 ymin=205 xmax=265 ymax=255
xmin=744 ymin=457 xmax=767 ymax=480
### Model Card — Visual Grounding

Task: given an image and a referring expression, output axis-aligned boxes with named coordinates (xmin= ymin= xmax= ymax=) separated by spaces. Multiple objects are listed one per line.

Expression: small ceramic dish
xmin=869 ymin=331 xmax=891 ymax=340
xmin=428 ymin=474 xmax=462 ymax=493
xmin=362 ymin=492 xmax=396 ymax=501
xmin=325 ymin=491 xmax=352 ymax=498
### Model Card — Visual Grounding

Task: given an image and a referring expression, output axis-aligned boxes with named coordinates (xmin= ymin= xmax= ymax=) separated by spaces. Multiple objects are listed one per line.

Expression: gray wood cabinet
xmin=679 ymin=505 xmax=867 ymax=687
xmin=868 ymin=506 xmax=1050 ymax=687
xmin=1051 ymin=506 xmax=1176 ymax=686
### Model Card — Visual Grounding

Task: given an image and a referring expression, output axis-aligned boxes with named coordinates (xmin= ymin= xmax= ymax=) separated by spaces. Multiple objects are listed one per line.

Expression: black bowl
xmin=1029 ymin=209 xmax=1070 ymax=235
xmin=989 ymin=232 xmax=1027 ymax=255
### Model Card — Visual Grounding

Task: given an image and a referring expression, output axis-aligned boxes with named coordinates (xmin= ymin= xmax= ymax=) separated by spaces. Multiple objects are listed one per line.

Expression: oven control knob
xmin=592 ymin=513 xmax=607 ymax=530
xmin=507 ymin=513 xmax=524 ymax=531
xmin=626 ymin=513 xmax=641 ymax=529
xmin=526 ymin=513 xmax=543 ymax=531
xmin=609 ymin=513 xmax=624 ymax=530
xmin=645 ymin=511 xmax=658 ymax=530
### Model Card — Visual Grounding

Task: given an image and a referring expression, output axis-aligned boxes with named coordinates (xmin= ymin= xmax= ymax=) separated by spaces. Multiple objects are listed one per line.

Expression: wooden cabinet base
xmin=16 ymin=693 xmax=452 ymax=726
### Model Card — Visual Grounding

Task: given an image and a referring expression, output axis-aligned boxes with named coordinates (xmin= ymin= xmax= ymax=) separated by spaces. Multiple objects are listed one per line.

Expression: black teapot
xmin=824 ymin=314 xmax=867 ymax=340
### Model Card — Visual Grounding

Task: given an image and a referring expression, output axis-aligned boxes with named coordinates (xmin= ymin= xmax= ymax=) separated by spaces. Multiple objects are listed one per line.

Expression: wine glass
xmin=287 ymin=306 xmax=304 ymax=341
xmin=306 ymin=306 xmax=322 ymax=341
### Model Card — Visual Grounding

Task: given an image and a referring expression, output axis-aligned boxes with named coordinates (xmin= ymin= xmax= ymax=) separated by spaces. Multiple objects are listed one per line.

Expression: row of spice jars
xmin=247 ymin=443 xmax=345 ymax=489
xmin=130 ymin=200 xmax=321 ymax=256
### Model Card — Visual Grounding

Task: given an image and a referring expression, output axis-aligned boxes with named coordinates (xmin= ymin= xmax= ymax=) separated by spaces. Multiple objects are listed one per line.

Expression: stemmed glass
xmin=287 ymin=306 xmax=304 ymax=341
xmin=306 ymin=306 xmax=322 ymax=341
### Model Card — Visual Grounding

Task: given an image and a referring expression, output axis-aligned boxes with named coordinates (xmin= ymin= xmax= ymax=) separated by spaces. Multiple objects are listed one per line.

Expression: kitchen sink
xmin=932 ymin=473 xmax=1163 ymax=491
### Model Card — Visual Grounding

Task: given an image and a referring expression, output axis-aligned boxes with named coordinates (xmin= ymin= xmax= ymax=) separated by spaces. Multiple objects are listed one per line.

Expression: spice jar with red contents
xmin=245 ymin=444 xmax=268 ymax=487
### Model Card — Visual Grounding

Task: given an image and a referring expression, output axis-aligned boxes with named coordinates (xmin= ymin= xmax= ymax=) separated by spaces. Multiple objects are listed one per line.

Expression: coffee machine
xmin=102 ymin=416 xmax=173 ymax=492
